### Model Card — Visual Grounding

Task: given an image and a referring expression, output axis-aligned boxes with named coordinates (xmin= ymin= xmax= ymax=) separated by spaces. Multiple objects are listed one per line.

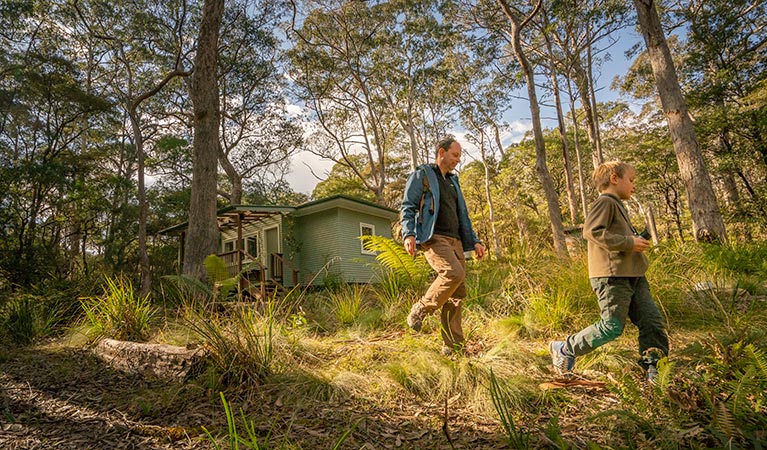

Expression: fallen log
xmin=93 ymin=338 xmax=207 ymax=381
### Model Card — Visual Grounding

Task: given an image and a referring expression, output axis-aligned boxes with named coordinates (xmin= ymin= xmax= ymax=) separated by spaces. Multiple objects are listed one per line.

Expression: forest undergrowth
xmin=2 ymin=240 xmax=767 ymax=449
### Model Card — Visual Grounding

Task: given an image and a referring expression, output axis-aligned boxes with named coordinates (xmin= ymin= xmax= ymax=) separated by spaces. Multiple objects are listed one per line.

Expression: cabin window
xmin=223 ymin=240 xmax=234 ymax=252
xmin=246 ymin=234 xmax=260 ymax=259
xmin=360 ymin=223 xmax=375 ymax=255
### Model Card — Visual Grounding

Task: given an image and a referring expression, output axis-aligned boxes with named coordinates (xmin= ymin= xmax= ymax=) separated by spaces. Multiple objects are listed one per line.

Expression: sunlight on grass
xmin=79 ymin=275 xmax=156 ymax=342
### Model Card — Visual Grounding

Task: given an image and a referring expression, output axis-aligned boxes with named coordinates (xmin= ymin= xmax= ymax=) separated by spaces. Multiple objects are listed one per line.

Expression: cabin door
xmin=264 ymin=226 xmax=280 ymax=280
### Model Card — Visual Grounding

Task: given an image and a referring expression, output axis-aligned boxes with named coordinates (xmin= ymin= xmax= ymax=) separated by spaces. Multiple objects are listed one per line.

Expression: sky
xmin=284 ymin=29 xmax=646 ymax=196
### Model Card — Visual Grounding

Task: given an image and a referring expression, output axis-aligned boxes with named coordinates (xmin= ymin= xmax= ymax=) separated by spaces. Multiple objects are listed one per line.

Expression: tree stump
xmin=93 ymin=339 xmax=207 ymax=381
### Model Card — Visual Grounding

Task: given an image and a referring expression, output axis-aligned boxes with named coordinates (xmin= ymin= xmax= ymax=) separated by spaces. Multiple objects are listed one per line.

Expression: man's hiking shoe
xmin=646 ymin=364 xmax=659 ymax=385
xmin=549 ymin=341 xmax=575 ymax=377
xmin=407 ymin=302 xmax=428 ymax=332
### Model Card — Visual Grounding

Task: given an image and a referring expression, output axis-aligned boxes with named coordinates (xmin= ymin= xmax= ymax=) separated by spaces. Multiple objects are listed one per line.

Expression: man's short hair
xmin=436 ymin=137 xmax=457 ymax=156
xmin=593 ymin=160 xmax=634 ymax=192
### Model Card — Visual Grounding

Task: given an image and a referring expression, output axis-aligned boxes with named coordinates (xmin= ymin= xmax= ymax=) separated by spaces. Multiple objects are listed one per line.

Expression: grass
xmin=6 ymin=240 xmax=767 ymax=449
xmin=79 ymin=275 xmax=156 ymax=342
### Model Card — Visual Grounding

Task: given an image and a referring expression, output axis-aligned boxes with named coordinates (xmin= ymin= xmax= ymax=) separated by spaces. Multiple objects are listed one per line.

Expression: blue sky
xmin=285 ymin=28 xmax=645 ymax=195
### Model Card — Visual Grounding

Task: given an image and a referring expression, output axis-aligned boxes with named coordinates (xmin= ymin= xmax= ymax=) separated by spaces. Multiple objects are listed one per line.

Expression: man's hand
xmin=474 ymin=242 xmax=486 ymax=259
xmin=632 ymin=236 xmax=650 ymax=253
xmin=404 ymin=236 xmax=417 ymax=257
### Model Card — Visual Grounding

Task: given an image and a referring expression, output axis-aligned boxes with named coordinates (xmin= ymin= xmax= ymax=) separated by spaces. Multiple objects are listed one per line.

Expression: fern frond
xmin=204 ymin=254 xmax=231 ymax=284
xmin=162 ymin=274 xmax=214 ymax=298
xmin=745 ymin=344 xmax=767 ymax=381
xmin=726 ymin=366 xmax=760 ymax=417
xmin=361 ymin=235 xmax=429 ymax=286
xmin=713 ymin=400 xmax=742 ymax=440
xmin=656 ymin=358 xmax=674 ymax=395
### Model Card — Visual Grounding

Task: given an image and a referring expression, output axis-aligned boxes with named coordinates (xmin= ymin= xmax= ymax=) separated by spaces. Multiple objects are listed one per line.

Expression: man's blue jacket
xmin=400 ymin=164 xmax=481 ymax=252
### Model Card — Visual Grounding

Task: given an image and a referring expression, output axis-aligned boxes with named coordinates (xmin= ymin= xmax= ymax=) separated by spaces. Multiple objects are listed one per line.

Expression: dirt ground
xmin=0 ymin=343 xmax=514 ymax=449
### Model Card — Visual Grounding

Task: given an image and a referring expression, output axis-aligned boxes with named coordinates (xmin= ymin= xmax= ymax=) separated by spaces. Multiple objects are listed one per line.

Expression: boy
xmin=549 ymin=161 xmax=668 ymax=382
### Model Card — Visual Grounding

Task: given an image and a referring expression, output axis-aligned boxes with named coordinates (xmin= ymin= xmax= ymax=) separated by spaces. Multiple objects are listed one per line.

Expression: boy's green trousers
xmin=564 ymin=276 xmax=669 ymax=368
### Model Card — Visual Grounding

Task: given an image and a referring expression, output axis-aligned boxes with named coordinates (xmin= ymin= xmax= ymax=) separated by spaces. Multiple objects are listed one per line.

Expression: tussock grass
xmin=79 ymin=275 xmax=156 ymax=342
xmin=325 ymin=283 xmax=367 ymax=326
xmin=18 ymin=239 xmax=767 ymax=449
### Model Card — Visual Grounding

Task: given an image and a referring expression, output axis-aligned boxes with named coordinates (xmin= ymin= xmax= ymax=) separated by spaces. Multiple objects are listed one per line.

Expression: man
xmin=400 ymin=137 xmax=486 ymax=355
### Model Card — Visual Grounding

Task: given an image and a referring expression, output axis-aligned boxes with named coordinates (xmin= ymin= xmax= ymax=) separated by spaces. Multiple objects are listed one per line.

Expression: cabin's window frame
xmin=360 ymin=222 xmax=376 ymax=255
xmin=246 ymin=233 xmax=261 ymax=260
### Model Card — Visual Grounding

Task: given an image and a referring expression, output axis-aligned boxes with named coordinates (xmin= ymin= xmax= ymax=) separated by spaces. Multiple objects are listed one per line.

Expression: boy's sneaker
xmin=406 ymin=302 xmax=428 ymax=332
xmin=646 ymin=364 xmax=659 ymax=385
xmin=549 ymin=341 xmax=575 ymax=377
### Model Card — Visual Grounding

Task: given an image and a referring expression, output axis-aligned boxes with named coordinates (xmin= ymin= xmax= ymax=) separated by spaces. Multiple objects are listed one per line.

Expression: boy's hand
xmin=632 ymin=236 xmax=650 ymax=253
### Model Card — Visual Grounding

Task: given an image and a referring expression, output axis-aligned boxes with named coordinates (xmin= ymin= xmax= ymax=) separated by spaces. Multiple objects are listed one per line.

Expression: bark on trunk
xmin=634 ymin=0 xmax=727 ymax=243
xmin=567 ymin=78 xmax=589 ymax=220
xmin=129 ymin=111 xmax=152 ymax=296
xmin=546 ymin=57 xmax=578 ymax=225
xmin=184 ymin=0 xmax=225 ymax=279
xmin=586 ymin=30 xmax=603 ymax=166
xmin=220 ymin=155 xmax=243 ymax=205
xmin=497 ymin=0 xmax=567 ymax=256
xmin=480 ymin=137 xmax=501 ymax=258
xmin=572 ymin=59 xmax=601 ymax=168
xmin=94 ymin=339 xmax=207 ymax=381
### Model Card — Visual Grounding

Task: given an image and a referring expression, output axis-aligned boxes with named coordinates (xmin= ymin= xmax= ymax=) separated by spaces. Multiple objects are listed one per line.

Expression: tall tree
xmin=675 ymin=0 xmax=767 ymax=235
xmin=217 ymin=0 xmax=302 ymax=205
xmin=495 ymin=0 xmax=568 ymax=256
xmin=73 ymin=0 xmax=193 ymax=293
xmin=633 ymin=0 xmax=727 ymax=242
xmin=185 ymin=0 xmax=224 ymax=279
xmin=536 ymin=5 xmax=579 ymax=224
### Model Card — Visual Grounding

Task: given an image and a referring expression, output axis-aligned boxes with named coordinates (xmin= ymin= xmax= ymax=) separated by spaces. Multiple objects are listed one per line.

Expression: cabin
xmin=160 ymin=195 xmax=398 ymax=296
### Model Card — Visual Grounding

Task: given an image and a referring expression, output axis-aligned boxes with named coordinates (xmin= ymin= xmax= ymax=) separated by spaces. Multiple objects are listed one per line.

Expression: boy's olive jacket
xmin=583 ymin=193 xmax=649 ymax=278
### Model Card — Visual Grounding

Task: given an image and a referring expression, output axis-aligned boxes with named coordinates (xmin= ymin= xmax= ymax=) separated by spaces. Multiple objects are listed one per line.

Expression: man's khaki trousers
xmin=418 ymin=234 xmax=466 ymax=349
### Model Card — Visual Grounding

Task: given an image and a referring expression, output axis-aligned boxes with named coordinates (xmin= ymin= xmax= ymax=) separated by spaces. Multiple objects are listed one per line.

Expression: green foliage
xmin=0 ymin=295 xmax=61 ymax=344
xmin=361 ymin=235 xmax=430 ymax=290
xmin=185 ymin=301 xmax=283 ymax=386
xmin=163 ymin=254 xmax=261 ymax=308
xmin=489 ymin=369 xmax=532 ymax=449
xmin=325 ymin=284 xmax=366 ymax=326
xmin=204 ymin=392 xmax=353 ymax=449
xmin=700 ymin=242 xmax=767 ymax=280
xmin=80 ymin=276 xmax=156 ymax=342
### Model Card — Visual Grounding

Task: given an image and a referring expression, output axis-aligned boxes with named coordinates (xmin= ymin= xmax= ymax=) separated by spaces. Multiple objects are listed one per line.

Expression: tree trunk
xmin=633 ymin=0 xmax=727 ymax=243
xmin=542 ymin=30 xmax=578 ymax=225
xmin=586 ymin=28 xmax=603 ymax=166
xmin=479 ymin=135 xmax=501 ymax=258
xmin=572 ymin=58 xmax=601 ymax=168
xmin=184 ymin=0 xmax=225 ymax=279
xmin=219 ymin=155 xmax=243 ymax=205
xmin=567 ymin=77 xmax=589 ymax=220
xmin=128 ymin=111 xmax=152 ymax=295
xmin=497 ymin=0 xmax=567 ymax=256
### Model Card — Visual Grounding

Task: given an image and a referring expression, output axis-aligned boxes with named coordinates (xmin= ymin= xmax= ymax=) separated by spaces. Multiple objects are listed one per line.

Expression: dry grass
xmin=3 ymin=242 xmax=767 ymax=449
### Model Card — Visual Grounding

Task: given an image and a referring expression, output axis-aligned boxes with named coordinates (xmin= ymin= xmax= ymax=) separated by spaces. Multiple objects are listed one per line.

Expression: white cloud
xmin=286 ymin=151 xmax=335 ymax=195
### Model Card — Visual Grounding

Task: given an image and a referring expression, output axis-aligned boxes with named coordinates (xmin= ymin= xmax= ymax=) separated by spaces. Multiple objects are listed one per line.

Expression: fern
xmin=746 ymin=344 xmax=767 ymax=381
xmin=656 ymin=358 xmax=674 ymax=395
xmin=204 ymin=254 xmax=239 ymax=299
xmin=711 ymin=400 xmax=741 ymax=441
xmin=725 ymin=366 xmax=760 ymax=418
xmin=361 ymin=235 xmax=430 ymax=288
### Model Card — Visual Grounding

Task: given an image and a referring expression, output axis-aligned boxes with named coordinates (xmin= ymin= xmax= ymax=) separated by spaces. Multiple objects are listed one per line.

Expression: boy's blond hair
xmin=593 ymin=160 xmax=634 ymax=192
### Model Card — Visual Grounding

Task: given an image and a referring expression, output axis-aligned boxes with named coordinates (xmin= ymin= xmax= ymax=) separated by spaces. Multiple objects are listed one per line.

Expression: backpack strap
xmin=418 ymin=167 xmax=432 ymax=223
